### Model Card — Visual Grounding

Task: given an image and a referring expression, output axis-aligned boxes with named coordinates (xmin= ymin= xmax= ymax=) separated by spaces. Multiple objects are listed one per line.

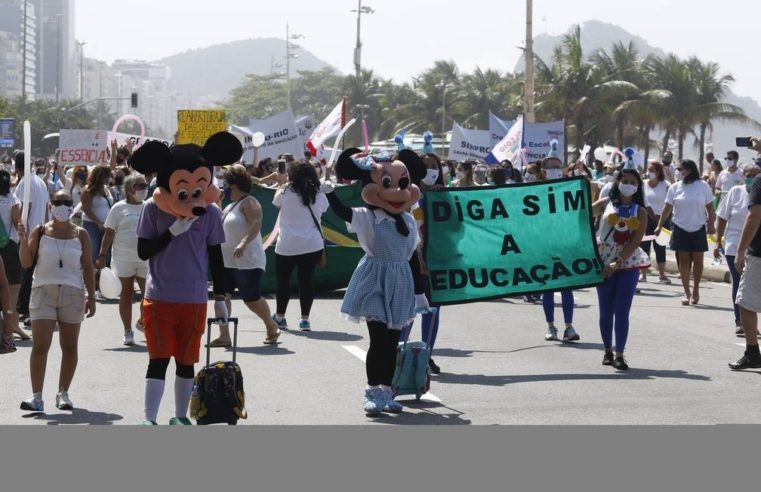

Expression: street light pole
xmin=524 ymin=0 xmax=535 ymax=123
xmin=351 ymin=1 xmax=374 ymax=79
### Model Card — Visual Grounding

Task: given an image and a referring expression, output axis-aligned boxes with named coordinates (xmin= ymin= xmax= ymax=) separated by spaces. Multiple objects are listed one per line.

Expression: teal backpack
xmin=391 ymin=309 xmax=437 ymax=400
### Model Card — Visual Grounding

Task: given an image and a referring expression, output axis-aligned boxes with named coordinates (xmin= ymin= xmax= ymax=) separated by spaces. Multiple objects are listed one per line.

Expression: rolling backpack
xmin=190 ymin=317 xmax=248 ymax=425
xmin=391 ymin=308 xmax=437 ymax=400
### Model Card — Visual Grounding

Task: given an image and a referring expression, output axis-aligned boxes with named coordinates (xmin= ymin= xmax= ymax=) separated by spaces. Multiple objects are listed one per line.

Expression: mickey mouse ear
xmin=129 ymin=140 xmax=172 ymax=175
xmin=397 ymin=149 xmax=427 ymax=184
xmin=336 ymin=147 xmax=367 ymax=181
xmin=202 ymin=132 xmax=243 ymax=166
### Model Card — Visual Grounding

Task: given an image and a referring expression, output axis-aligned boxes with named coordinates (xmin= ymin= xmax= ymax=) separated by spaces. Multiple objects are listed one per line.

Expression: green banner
xmin=424 ymin=177 xmax=604 ymax=305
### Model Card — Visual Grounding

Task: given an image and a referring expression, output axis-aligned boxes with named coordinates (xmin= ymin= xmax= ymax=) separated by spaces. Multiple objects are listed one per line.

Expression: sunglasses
xmin=52 ymin=199 xmax=74 ymax=207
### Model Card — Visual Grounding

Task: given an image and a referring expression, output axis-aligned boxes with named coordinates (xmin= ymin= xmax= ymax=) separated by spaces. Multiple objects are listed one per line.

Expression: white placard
xmin=59 ymin=129 xmax=109 ymax=166
xmin=447 ymin=123 xmax=492 ymax=161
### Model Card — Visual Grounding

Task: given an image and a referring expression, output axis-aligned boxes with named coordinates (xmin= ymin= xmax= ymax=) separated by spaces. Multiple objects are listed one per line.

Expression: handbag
xmin=307 ymin=204 xmax=327 ymax=269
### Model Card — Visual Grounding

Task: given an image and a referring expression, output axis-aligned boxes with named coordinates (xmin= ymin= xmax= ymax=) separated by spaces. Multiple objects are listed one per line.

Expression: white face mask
xmin=648 ymin=172 xmax=657 ymax=181
xmin=455 ymin=170 xmax=465 ymax=180
xmin=51 ymin=204 xmax=73 ymax=222
xmin=726 ymin=159 xmax=736 ymax=168
xmin=606 ymin=173 xmax=617 ymax=183
xmin=619 ymin=184 xmax=638 ymax=198
xmin=135 ymin=189 xmax=148 ymax=201
xmin=675 ymin=171 xmax=684 ymax=182
xmin=441 ymin=166 xmax=450 ymax=177
xmin=545 ymin=169 xmax=563 ymax=180
xmin=421 ymin=169 xmax=440 ymax=187
xmin=524 ymin=173 xmax=538 ymax=183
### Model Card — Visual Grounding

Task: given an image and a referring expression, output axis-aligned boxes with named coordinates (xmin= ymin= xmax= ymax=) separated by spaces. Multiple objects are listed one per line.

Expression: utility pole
xmin=284 ymin=23 xmax=303 ymax=111
xmin=524 ymin=0 xmax=535 ymax=123
xmin=351 ymin=1 xmax=374 ymax=79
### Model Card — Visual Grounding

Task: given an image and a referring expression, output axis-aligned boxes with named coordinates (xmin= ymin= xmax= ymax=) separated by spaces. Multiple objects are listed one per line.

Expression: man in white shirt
xmin=716 ymin=150 xmax=744 ymax=202
xmin=13 ymin=151 xmax=50 ymax=324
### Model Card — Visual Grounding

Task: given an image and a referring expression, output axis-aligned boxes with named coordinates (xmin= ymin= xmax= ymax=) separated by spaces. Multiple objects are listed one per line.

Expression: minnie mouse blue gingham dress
xmin=341 ymin=210 xmax=417 ymax=330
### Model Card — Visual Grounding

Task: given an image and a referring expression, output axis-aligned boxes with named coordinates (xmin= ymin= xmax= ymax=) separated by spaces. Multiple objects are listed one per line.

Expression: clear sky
xmin=76 ymin=0 xmax=758 ymax=103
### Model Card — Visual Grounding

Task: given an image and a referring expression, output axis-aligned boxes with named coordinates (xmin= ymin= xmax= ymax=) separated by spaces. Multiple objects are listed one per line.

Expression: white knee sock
xmin=174 ymin=377 xmax=195 ymax=418
xmin=144 ymin=378 xmax=165 ymax=422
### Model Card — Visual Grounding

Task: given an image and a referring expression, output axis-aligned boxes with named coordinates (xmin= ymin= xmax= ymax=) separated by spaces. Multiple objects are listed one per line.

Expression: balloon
xmin=251 ymin=132 xmax=265 ymax=148
xmin=112 ymin=114 xmax=146 ymax=137
xmin=99 ymin=267 xmax=122 ymax=299
xmin=594 ymin=147 xmax=607 ymax=162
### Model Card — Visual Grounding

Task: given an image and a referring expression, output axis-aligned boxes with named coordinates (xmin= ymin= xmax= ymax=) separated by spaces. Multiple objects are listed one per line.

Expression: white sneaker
xmin=56 ymin=391 xmax=73 ymax=410
xmin=123 ymin=330 xmax=135 ymax=346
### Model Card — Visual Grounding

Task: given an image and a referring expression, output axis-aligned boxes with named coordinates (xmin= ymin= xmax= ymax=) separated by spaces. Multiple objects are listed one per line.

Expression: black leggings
xmin=641 ymin=215 xmax=667 ymax=264
xmin=146 ymin=358 xmax=194 ymax=380
xmin=275 ymin=251 xmax=321 ymax=316
xmin=366 ymin=321 xmax=401 ymax=386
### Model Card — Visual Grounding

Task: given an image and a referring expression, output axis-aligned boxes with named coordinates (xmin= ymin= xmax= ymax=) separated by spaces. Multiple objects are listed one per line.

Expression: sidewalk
xmin=661 ymin=249 xmax=731 ymax=284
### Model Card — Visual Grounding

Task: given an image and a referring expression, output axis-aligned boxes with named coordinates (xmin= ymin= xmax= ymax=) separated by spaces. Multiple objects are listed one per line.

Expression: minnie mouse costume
xmin=322 ymin=148 xmax=426 ymax=415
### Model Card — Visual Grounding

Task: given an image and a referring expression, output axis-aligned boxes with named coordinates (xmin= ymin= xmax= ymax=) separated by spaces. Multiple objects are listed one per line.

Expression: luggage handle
xmin=398 ymin=307 xmax=438 ymax=364
xmin=206 ymin=317 xmax=239 ymax=368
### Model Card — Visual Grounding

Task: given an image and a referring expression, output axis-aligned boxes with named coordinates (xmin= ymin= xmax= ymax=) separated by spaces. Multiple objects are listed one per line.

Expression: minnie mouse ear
xmin=397 ymin=149 xmax=426 ymax=183
xmin=202 ymin=131 xmax=243 ymax=166
xmin=129 ymin=140 xmax=172 ymax=175
xmin=336 ymin=147 xmax=368 ymax=181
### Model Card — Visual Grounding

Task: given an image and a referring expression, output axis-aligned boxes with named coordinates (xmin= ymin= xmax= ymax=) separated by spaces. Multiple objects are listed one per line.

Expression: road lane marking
xmin=342 ymin=345 xmax=442 ymax=403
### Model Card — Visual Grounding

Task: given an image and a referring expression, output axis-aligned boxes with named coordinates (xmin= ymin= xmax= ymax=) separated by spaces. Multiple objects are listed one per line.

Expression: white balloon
xmin=655 ymin=229 xmax=671 ymax=247
xmin=593 ymin=147 xmax=608 ymax=162
xmin=99 ymin=267 xmax=122 ymax=300
xmin=252 ymin=132 xmax=265 ymax=148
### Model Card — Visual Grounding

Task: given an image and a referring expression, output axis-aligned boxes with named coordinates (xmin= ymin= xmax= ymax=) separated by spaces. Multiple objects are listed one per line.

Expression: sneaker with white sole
xmin=658 ymin=277 xmax=672 ymax=285
xmin=563 ymin=326 xmax=580 ymax=342
xmin=272 ymin=315 xmax=288 ymax=330
xmin=379 ymin=385 xmax=403 ymax=413
xmin=299 ymin=319 xmax=311 ymax=332
xmin=545 ymin=325 xmax=559 ymax=341
xmin=123 ymin=330 xmax=135 ymax=346
xmin=363 ymin=386 xmax=383 ymax=416
xmin=20 ymin=397 xmax=44 ymax=412
xmin=168 ymin=417 xmax=192 ymax=425
xmin=55 ymin=391 xmax=74 ymax=410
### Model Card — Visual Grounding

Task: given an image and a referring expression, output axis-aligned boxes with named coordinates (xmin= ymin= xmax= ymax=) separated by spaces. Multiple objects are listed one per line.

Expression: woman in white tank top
xmin=207 ymin=165 xmax=281 ymax=347
xmin=17 ymin=189 xmax=96 ymax=413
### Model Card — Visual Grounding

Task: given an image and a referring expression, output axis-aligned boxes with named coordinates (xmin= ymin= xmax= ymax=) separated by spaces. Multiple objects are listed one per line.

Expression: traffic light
xmin=131 ymin=92 xmax=138 ymax=108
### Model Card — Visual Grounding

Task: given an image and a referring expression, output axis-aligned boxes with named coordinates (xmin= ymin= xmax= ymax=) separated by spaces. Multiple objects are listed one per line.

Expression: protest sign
xmin=176 ymin=109 xmax=227 ymax=146
xmin=424 ymin=177 xmax=603 ymax=305
xmin=489 ymin=112 xmax=514 ymax=148
xmin=109 ymin=132 xmax=171 ymax=150
xmin=523 ymin=120 xmax=565 ymax=161
xmin=248 ymin=110 xmax=303 ymax=161
xmin=59 ymin=129 xmax=109 ymax=166
xmin=295 ymin=115 xmax=315 ymax=148
xmin=447 ymin=123 xmax=492 ymax=161
xmin=485 ymin=116 xmax=523 ymax=166
xmin=0 ymin=118 xmax=15 ymax=148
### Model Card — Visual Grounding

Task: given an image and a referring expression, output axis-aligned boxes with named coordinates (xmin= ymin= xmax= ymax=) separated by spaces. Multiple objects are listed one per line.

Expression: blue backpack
xmin=392 ymin=308 xmax=437 ymax=400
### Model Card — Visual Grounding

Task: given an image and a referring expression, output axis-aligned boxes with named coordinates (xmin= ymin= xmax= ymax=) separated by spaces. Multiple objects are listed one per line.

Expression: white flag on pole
xmin=307 ymin=98 xmax=345 ymax=157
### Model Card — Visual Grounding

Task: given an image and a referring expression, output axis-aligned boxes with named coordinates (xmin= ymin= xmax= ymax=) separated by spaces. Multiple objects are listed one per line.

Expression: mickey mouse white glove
xmin=168 ymin=217 xmax=199 ymax=237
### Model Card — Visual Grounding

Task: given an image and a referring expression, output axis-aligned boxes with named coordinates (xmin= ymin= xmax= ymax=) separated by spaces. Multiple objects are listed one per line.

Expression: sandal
xmin=13 ymin=329 xmax=31 ymax=341
xmin=263 ymin=329 xmax=281 ymax=345
xmin=691 ymin=296 xmax=699 ymax=305
xmin=205 ymin=338 xmax=232 ymax=348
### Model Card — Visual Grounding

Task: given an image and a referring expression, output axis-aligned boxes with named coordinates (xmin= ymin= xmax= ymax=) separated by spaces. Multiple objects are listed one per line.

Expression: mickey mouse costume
xmin=129 ymin=132 xmax=242 ymax=425
xmin=321 ymin=148 xmax=426 ymax=415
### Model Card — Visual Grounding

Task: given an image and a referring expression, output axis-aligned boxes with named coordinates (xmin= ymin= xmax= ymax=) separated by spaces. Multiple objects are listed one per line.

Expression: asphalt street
xmin=0 ymin=270 xmax=757 ymax=425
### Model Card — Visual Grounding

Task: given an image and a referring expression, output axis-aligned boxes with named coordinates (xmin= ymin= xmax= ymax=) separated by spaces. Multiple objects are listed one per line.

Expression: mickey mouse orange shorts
xmin=142 ymin=299 xmax=207 ymax=365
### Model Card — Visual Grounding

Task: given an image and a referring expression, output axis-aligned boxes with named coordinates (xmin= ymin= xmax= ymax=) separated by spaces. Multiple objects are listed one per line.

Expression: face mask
xmin=726 ymin=160 xmax=735 ymax=168
xmin=524 ymin=173 xmax=538 ymax=183
xmin=51 ymin=205 xmax=73 ymax=222
xmin=619 ymin=184 xmax=638 ymax=198
xmin=441 ymin=166 xmax=450 ymax=177
xmin=421 ymin=169 xmax=440 ymax=186
xmin=606 ymin=174 xmax=616 ymax=183
xmin=135 ymin=189 xmax=148 ymax=201
xmin=76 ymin=171 xmax=87 ymax=181
xmin=545 ymin=169 xmax=563 ymax=180
xmin=455 ymin=171 xmax=465 ymax=180
xmin=648 ymin=172 xmax=657 ymax=181
xmin=675 ymin=171 xmax=683 ymax=182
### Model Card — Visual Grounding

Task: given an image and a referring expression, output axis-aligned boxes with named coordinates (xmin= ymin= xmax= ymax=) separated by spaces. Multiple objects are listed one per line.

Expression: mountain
xmin=516 ymin=20 xmax=761 ymax=161
xmin=157 ymin=38 xmax=332 ymax=103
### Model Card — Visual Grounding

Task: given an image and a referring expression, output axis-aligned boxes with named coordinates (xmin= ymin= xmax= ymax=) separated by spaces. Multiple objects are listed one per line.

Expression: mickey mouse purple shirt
xmin=137 ymin=198 xmax=225 ymax=304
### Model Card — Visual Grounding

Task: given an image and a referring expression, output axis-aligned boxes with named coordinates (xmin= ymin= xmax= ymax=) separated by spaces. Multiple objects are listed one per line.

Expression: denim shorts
xmin=222 ymin=268 xmax=264 ymax=302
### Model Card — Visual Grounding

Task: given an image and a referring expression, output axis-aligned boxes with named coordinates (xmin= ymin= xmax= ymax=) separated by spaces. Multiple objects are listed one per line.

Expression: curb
xmin=661 ymin=256 xmax=731 ymax=284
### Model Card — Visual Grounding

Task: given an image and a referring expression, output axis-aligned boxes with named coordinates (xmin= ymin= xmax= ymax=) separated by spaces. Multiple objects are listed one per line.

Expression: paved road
xmin=0 ymin=272 xmax=757 ymax=425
